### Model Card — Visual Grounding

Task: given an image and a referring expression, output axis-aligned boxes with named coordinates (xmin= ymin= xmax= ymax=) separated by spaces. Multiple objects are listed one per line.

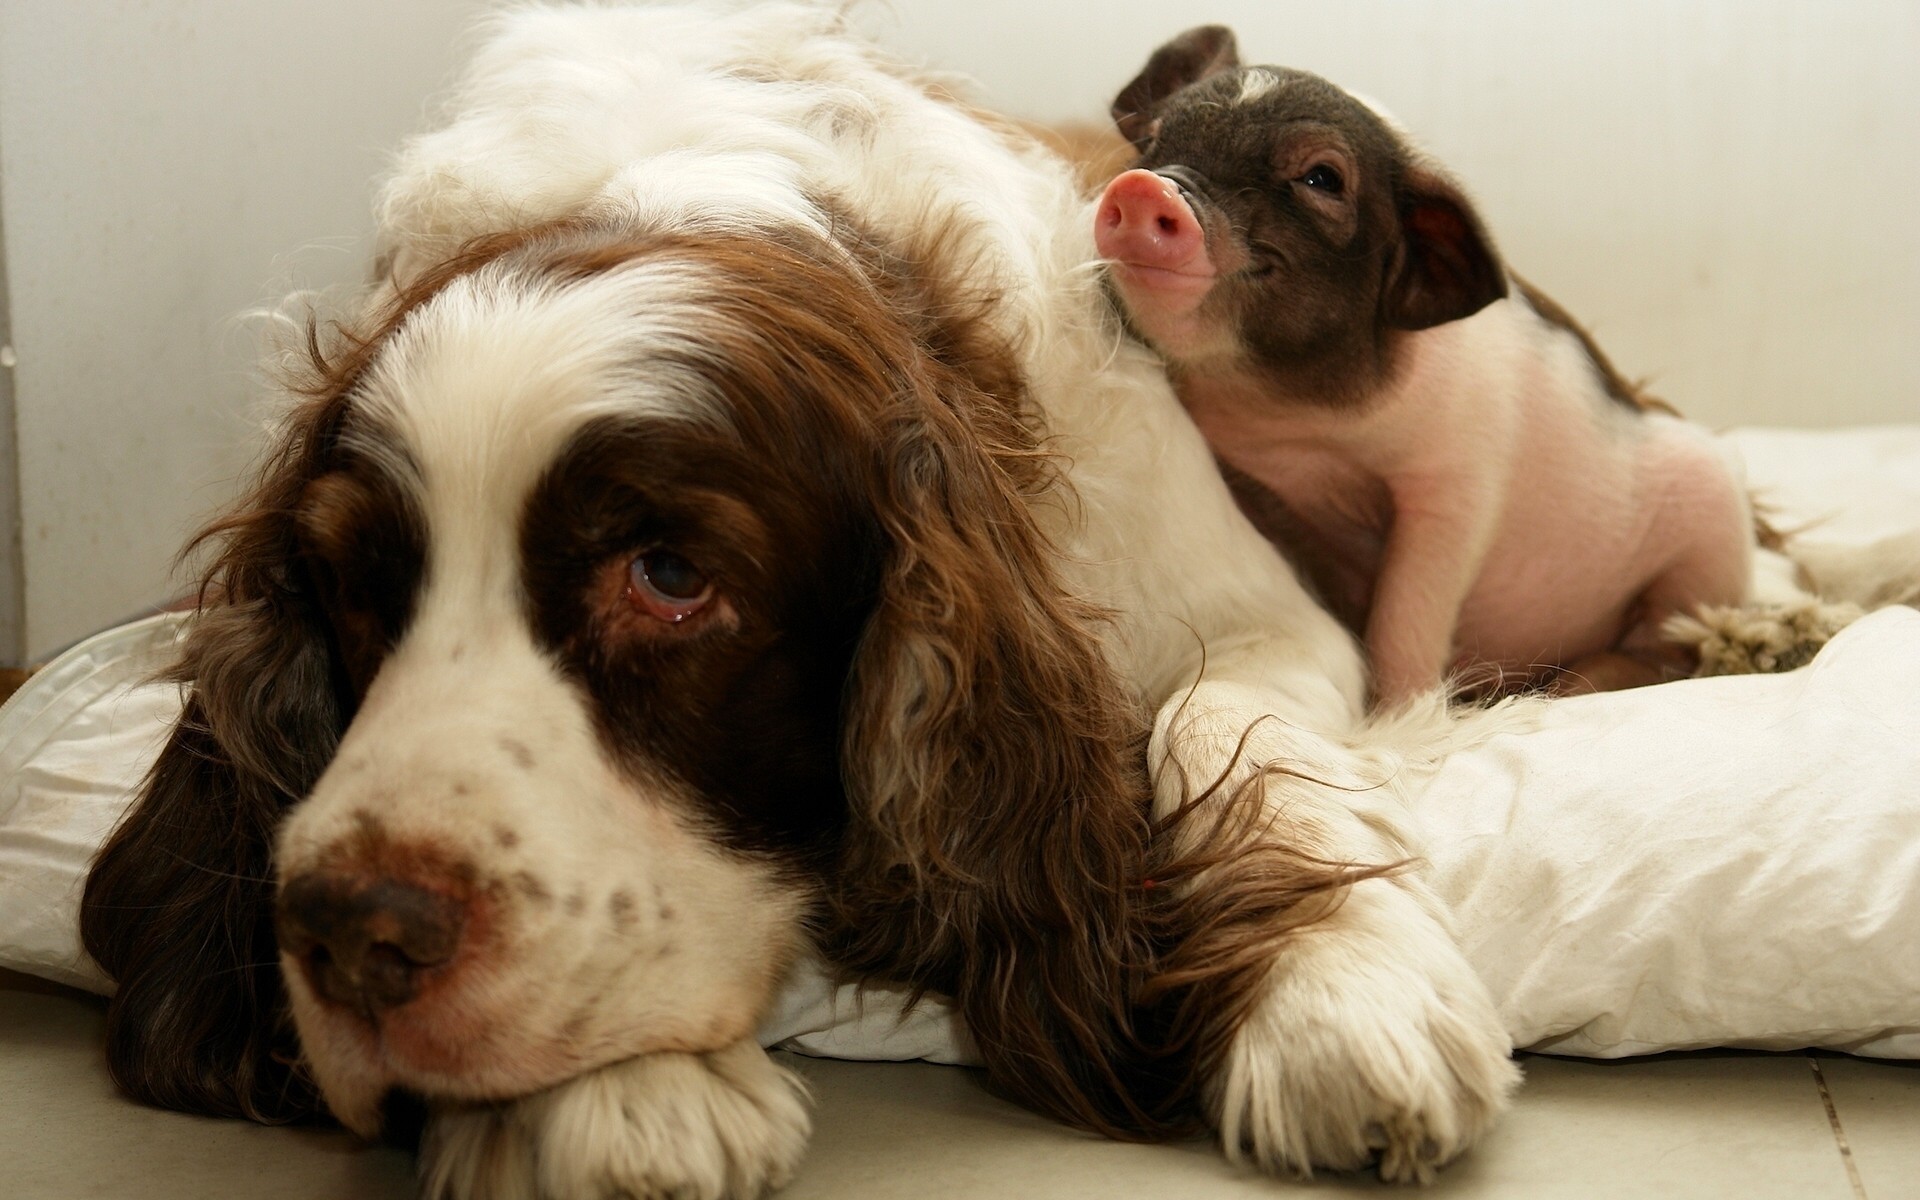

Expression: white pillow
xmin=0 ymin=613 xmax=181 ymax=992
xmin=1421 ymin=604 xmax=1920 ymax=1059
xmin=765 ymin=606 xmax=1920 ymax=1063
xmin=6 ymin=429 xmax=1918 ymax=1063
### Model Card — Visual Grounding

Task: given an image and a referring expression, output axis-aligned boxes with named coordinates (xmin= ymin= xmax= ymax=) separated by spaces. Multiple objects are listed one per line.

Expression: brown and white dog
xmin=81 ymin=6 xmax=1518 ymax=1196
xmin=1096 ymin=26 xmax=1758 ymax=703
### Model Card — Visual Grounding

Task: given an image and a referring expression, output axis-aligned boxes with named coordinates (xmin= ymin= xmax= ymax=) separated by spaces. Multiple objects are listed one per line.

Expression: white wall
xmin=0 ymin=0 xmax=490 ymax=659
xmin=0 ymin=0 xmax=1914 ymax=659
xmin=868 ymin=0 xmax=1920 ymax=433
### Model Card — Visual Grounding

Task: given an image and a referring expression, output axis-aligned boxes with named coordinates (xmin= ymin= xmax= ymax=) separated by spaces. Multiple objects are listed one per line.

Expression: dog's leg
xmin=1791 ymin=528 xmax=1920 ymax=610
xmin=419 ymin=1040 xmax=811 ymax=1200
xmin=1151 ymin=667 xmax=1518 ymax=1184
xmin=1664 ymin=600 xmax=1864 ymax=676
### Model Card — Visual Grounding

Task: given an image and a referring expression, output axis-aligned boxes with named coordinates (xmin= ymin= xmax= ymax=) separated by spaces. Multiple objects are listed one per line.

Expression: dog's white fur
xmin=421 ymin=1042 xmax=813 ymax=1200
xmin=275 ymin=254 xmax=816 ymax=1135
xmin=315 ymin=5 xmax=1518 ymax=1193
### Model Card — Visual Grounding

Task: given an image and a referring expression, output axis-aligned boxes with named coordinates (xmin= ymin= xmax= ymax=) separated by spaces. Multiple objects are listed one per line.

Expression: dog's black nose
xmin=277 ymin=873 xmax=465 ymax=1011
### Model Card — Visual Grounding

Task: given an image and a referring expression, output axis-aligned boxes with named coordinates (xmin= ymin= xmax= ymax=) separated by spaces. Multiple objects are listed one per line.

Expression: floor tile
xmin=1429 ymin=1053 xmax=1856 ymax=1200
xmin=0 ymin=981 xmax=414 ymax=1200
xmin=1816 ymin=1054 xmax=1920 ymax=1200
xmin=2 ymin=971 xmax=1871 ymax=1200
xmin=777 ymin=1053 xmax=1360 ymax=1198
xmin=780 ymin=1050 xmax=1859 ymax=1200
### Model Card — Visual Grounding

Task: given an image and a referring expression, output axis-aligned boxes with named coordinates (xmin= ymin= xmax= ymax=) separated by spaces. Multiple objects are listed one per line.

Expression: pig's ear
xmin=1111 ymin=25 xmax=1242 ymax=150
xmin=1382 ymin=162 xmax=1508 ymax=330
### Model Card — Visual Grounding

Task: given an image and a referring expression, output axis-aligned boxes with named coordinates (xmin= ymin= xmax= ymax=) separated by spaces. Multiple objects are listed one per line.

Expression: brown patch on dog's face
xmin=293 ymin=439 xmax=428 ymax=702
xmin=518 ymin=409 xmax=880 ymax=860
xmin=1111 ymin=27 xmax=1507 ymax=407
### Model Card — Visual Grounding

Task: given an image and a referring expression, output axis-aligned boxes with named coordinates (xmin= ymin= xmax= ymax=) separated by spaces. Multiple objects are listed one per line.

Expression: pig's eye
xmin=1299 ymin=164 xmax=1345 ymax=195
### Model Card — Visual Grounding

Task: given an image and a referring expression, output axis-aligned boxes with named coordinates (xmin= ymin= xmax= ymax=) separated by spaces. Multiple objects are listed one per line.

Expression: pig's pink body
xmin=1096 ymin=170 xmax=1754 ymax=701
xmin=1178 ymin=310 xmax=1753 ymax=698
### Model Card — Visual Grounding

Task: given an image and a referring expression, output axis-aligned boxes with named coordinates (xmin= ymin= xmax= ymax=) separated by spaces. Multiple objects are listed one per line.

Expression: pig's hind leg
xmin=1641 ymin=460 xmax=1874 ymax=677
xmin=1550 ymin=649 xmax=1672 ymax=695
xmin=1630 ymin=441 xmax=1772 ymax=677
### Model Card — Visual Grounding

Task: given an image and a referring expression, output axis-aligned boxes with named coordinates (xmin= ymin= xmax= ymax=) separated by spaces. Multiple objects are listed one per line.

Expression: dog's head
xmin=82 ymin=217 xmax=1167 ymax=1136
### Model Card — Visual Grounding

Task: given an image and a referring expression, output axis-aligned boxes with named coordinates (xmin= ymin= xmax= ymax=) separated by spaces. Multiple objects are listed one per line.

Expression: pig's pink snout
xmin=1096 ymin=170 xmax=1209 ymax=274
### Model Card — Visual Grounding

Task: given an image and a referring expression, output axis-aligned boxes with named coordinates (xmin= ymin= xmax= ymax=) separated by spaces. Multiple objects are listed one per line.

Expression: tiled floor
xmin=2 ymin=969 xmax=1913 ymax=1199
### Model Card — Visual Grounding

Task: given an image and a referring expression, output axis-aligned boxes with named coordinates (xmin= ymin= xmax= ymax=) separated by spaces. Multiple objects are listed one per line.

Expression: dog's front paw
xmin=1665 ymin=599 xmax=1864 ymax=677
xmin=420 ymin=1041 xmax=812 ymax=1200
xmin=1211 ymin=880 xmax=1519 ymax=1185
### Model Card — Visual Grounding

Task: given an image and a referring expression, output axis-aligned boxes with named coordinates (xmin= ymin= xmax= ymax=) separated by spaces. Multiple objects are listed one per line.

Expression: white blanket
xmin=5 ymin=427 xmax=1917 ymax=1063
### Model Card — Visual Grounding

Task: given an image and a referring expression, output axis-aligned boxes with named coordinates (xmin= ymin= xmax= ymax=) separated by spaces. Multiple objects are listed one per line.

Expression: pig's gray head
xmin=1100 ymin=25 xmax=1507 ymax=405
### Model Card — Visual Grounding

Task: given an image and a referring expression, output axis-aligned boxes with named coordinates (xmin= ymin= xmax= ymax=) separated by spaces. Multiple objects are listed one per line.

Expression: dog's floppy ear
xmin=1112 ymin=25 xmax=1242 ymax=150
xmin=80 ymin=385 xmax=349 ymax=1123
xmin=828 ymin=345 xmax=1174 ymax=1136
xmin=1382 ymin=161 xmax=1508 ymax=330
xmin=79 ymin=232 xmax=540 ymax=1123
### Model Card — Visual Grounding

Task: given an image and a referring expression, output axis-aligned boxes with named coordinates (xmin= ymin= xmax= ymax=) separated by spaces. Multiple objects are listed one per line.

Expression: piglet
xmin=1096 ymin=25 xmax=1754 ymax=703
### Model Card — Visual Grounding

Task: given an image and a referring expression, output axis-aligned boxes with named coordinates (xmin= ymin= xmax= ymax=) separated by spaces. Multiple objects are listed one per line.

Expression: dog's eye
xmin=627 ymin=550 xmax=713 ymax=623
xmin=1298 ymin=164 xmax=1345 ymax=195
